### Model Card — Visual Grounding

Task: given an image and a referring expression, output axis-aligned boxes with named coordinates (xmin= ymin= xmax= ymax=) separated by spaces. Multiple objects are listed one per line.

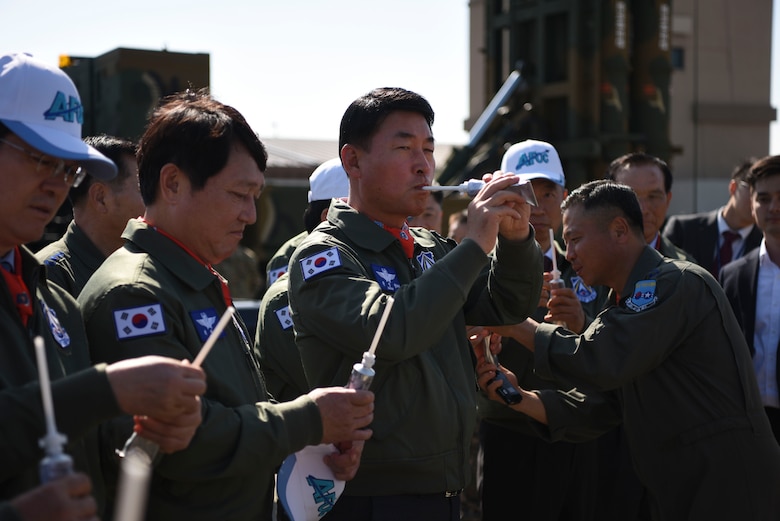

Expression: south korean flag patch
xmin=114 ymin=303 xmax=166 ymax=340
xmin=371 ymin=264 xmax=400 ymax=292
xmin=268 ymin=265 xmax=287 ymax=286
xmin=625 ymin=280 xmax=658 ymax=312
xmin=300 ymin=247 xmax=342 ymax=281
xmin=189 ymin=308 xmax=224 ymax=343
xmin=275 ymin=305 xmax=293 ymax=330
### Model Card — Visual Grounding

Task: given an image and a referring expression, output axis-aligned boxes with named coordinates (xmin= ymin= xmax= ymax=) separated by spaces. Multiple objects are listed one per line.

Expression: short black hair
xmin=137 ymin=88 xmax=267 ymax=205
xmin=605 ymin=152 xmax=673 ymax=193
xmin=746 ymin=155 xmax=780 ymax=188
xmin=562 ymin=179 xmax=644 ymax=237
xmin=731 ymin=157 xmax=757 ymax=182
xmin=303 ymin=199 xmax=332 ymax=233
xmin=339 ymin=87 xmax=434 ymax=152
xmin=69 ymin=135 xmax=137 ymax=206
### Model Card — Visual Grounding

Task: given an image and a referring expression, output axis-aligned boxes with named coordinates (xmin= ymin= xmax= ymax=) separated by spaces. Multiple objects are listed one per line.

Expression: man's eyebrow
xmin=392 ymin=131 xmax=435 ymax=145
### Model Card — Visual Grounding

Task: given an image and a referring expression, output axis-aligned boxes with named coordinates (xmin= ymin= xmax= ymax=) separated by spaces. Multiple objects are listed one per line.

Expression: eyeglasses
xmin=0 ymin=137 xmax=87 ymax=187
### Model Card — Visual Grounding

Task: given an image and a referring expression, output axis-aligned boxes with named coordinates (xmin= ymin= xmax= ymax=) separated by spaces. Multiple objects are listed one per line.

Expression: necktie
xmin=0 ymin=248 xmax=33 ymax=326
xmin=381 ymin=222 xmax=415 ymax=259
xmin=543 ymin=255 xmax=553 ymax=273
xmin=718 ymin=230 xmax=740 ymax=269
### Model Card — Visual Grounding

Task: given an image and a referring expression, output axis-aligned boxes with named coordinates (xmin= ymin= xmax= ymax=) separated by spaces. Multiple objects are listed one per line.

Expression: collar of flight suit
xmin=325 ymin=199 xmax=440 ymax=254
xmin=120 ymin=218 xmax=218 ymax=293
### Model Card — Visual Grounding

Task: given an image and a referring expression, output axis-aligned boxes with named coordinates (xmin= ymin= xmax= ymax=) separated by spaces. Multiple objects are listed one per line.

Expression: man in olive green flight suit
xmin=481 ymin=180 xmax=780 ymax=520
xmin=35 ymin=135 xmax=143 ymax=298
xmin=288 ymin=87 xmax=543 ymax=520
xmin=0 ymin=52 xmax=205 ymax=520
xmin=78 ymin=90 xmax=374 ymax=521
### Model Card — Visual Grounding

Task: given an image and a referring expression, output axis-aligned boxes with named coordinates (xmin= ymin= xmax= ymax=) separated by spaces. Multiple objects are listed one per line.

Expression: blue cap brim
xmin=2 ymin=119 xmax=117 ymax=181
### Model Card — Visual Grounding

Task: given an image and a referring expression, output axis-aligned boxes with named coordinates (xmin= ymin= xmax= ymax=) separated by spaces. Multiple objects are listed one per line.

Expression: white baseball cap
xmin=308 ymin=158 xmax=349 ymax=203
xmin=0 ymin=52 xmax=117 ymax=180
xmin=500 ymin=139 xmax=565 ymax=187
xmin=277 ymin=443 xmax=346 ymax=521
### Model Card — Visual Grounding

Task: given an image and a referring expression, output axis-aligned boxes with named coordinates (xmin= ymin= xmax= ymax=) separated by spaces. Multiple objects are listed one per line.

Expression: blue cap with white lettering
xmin=0 ymin=53 xmax=117 ymax=181
xmin=500 ymin=139 xmax=565 ymax=187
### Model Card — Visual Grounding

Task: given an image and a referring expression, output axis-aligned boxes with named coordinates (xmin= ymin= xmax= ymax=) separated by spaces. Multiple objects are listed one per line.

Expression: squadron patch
xmin=570 ymin=276 xmax=598 ymax=303
xmin=275 ymin=305 xmax=293 ymax=330
xmin=114 ymin=303 xmax=166 ymax=340
xmin=416 ymin=251 xmax=436 ymax=272
xmin=189 ymin=308 xmax=224 ymax=343
xmin=300 ymin=248 xmax=341 ymax=280
xmin=371 ymin=264 xmax=400 ymax=292
xmin=40 ymin=298 xmax=70 ymax=348
xmin=43 ymin=251 xmax=65 ymax=267
xmin=625 ymin=280 xmax=658 ymax=312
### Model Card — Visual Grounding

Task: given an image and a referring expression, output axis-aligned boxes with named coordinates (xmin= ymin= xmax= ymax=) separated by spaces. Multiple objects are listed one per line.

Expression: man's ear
xmin=728 ymin=179 xmax=738 ymax=197
xmin=88 ymin=182 xmax=108 ymax=214
xmin=610 ymin=215 xmax=631 ymax=242
xmin=340 ymin=145 xmax=361 ymax=180
xmin=158 ymin=163 xmax=184 ymax=203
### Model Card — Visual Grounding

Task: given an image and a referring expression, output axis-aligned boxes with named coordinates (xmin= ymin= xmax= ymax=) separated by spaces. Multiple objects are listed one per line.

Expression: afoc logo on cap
xmin=500 ymin=139 xmax=566 ymax=187
xmin=514 ymin=149 xmax=550 ymax=171
xmin=44 ymin=91 xmax=84 ymax=124
xmin=277 ymin=444 xmax=346 ymax=521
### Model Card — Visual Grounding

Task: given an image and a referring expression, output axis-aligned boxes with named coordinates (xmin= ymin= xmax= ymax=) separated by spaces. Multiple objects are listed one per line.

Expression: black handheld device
xmin=483 ymin=338 xmax=523 ymax=405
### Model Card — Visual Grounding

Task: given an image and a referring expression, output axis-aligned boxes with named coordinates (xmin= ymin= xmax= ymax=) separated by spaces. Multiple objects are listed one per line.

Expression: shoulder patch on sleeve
xmin=189 ymin=308 xmax=225 ymax=342
xmin=39 ymin=298 xmax=70 ymax=348
xmin=275 ymin=305 xmax=293 ymax=330
xmin=624 ymin=280 xmax=657 ymax=312
xmin=268 ymin=265 xmax=288 ymax=286
xmin=299 ymin=247 xmax=342 ymax=280
xmin=113 ymin=303 xmax=166 ymax=340
xmin=371 ymin=264 xmax=401 ymax=292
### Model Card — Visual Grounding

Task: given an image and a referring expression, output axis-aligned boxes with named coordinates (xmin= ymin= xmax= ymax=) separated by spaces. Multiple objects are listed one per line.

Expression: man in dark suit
xmin=720 ymin=154 xmax=780 ymax=443
xmin=665 ymin=159 xmax=762 ymax=276
xmin=605 ymin=153 xmax=695 ymax=262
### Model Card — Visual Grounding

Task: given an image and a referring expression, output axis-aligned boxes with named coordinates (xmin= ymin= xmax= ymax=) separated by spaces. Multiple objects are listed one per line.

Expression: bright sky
xmin=1 ymin=0 xmax=471 ymax=144
xmin=4 ymin=1 xmax=780 ymax=153
xmin=769 ymin=0 xmax=780 ymax=154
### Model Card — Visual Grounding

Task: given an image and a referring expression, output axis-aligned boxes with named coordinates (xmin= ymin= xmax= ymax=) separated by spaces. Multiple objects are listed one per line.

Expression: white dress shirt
xmin=754 ymin=241 xmax=780 ymax=408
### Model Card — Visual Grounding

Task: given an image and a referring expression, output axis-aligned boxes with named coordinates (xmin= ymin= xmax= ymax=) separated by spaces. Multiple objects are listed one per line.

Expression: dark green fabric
xmin=535 ymin=246 xmax=780 ymax=519
xmin=79 ymin=219 xmax=322 ymax=521
xmin=256 ymin=273 xmax=309 ymax=402
xmin=288 ymin=199 xmax=543 ymax=496
xmin=0 ymin=246 xmax=118 ymax=508
xmin=35 ymin=221 xmax=106 ymax=298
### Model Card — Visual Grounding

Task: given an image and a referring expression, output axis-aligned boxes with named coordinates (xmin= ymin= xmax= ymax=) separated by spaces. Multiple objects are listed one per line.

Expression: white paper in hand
xmin=277 ymin=443 xmax=345 ymax=521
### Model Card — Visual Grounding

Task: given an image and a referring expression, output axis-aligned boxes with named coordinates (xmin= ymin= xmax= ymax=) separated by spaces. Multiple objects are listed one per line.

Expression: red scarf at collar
xmin=377 ymin=221 xmax=415 ymax=259
xmin=1 ymin=247 xmax=33 ymax=326
xmin=144 ymin=221 xmax=233 ymax=308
